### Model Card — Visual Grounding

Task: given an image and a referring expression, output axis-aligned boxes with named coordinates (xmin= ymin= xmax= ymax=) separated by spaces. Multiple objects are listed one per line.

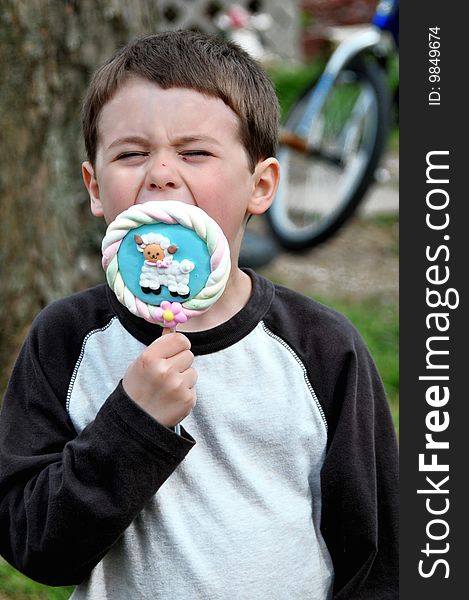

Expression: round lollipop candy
xmin=101 ymin=201 xmax=231 ymax=330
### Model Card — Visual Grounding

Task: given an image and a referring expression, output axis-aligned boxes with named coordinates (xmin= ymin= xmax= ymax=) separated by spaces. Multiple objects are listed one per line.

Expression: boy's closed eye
xmin=116 ymin=152 xmax=148 ymax=160
xmin=115 ymin=150 xmax=213 ymax=161
xmin=179 ymin=150 xmax=213 ymax=160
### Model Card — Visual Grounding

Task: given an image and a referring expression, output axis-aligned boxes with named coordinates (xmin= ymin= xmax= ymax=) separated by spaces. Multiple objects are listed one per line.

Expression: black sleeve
xmin=0 ymin=300 xmax=195 ymax=586
xmin=319 ymin=328 xmax=398 ymax=599
xmin=265 ymin=287 xmax=399 ymax=599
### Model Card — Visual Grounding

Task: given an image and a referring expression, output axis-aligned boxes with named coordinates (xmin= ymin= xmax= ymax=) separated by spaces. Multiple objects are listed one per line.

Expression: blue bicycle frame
xmin=296 ymin=0 xmax=399 ymax=140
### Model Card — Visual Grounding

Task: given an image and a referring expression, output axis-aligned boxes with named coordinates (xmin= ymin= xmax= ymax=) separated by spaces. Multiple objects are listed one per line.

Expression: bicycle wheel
xmin=267 ymin=55 xmax=390 ymax=250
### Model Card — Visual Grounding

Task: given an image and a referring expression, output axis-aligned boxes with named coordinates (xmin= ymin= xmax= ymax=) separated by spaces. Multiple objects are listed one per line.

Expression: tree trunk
xmin=0 ymin=1 xmax=159 ymax=395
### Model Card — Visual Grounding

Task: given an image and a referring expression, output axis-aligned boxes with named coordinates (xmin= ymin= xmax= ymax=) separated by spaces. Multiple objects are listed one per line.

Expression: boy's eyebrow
xmin=171 ymin=135 xmax=222 ymax=147
xmin=106 ymin=136 xmax=151 ymax=151
xmin=106 ymin=134 xmax=222 ymax=151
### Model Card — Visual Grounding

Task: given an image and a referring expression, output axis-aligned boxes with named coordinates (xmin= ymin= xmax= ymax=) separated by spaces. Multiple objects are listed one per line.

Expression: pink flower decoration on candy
xmin=154 ymin=301 xmax=188 ymax=329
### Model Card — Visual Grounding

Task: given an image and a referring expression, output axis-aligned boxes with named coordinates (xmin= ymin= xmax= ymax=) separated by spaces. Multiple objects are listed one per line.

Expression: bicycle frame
xmin=292 ymin=0 xmax=399 ymax=142
xmin=269 ymin=0 xmax=399 ymax=250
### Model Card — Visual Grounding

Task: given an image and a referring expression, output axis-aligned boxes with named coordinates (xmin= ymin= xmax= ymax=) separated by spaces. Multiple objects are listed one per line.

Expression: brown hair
xmin=82 ymin=30 xmax=279 ymax=171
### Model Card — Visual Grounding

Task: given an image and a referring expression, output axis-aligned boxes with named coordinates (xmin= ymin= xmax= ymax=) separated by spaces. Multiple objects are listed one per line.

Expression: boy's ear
xmin=82 ymin=161 xmax=104 ymax=218
xmin=248 ymin=157 xmax=280 ymax=216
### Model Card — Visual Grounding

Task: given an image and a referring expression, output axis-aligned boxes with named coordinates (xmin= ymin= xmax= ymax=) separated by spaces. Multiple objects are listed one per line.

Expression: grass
xmin=267 ymin=61 xmax=326 ymax=119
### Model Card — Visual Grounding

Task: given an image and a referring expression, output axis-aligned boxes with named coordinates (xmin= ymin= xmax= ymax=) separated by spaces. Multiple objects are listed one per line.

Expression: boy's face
xmin=82 ymin=78 xmax=278 ymax=253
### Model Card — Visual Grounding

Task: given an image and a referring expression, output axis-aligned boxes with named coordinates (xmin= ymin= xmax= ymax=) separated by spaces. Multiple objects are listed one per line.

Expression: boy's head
xmin=81 ymin=30 xmax=280 ymax=257
xmin=82 ymin=30 xmax=279 ymax=172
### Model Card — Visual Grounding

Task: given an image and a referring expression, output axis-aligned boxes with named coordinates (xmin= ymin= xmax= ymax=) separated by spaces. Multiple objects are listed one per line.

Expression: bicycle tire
xmin=267 ymin=54 xmax=390 ymax=250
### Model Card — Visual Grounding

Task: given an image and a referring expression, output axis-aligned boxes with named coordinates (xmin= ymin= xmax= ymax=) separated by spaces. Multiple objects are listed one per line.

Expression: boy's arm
xmin=319 ymin=328 xmax=398 ymax=600
xmin=264 ymin=283 xmax=398 ymax=598
xmin=0 ymin=316 xmax=195 ymax=586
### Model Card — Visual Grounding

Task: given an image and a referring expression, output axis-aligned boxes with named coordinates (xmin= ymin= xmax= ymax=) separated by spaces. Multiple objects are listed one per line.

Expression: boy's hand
xmin=123 ymin=333 xmax=197 ymax=428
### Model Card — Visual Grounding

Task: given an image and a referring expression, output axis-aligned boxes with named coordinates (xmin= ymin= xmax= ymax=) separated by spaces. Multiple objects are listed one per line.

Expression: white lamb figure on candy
xmin=134 ymin=233 xmax=195 ymax=298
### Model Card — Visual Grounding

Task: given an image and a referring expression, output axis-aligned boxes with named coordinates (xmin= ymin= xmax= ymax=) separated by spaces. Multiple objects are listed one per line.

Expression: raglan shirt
xmin=0 ymin=270 xmax=398 ymax=599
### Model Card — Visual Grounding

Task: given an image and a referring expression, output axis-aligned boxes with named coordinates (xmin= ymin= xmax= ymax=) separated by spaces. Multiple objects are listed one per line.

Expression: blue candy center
xmin=117 ymin=223 xmax=211 ymax=304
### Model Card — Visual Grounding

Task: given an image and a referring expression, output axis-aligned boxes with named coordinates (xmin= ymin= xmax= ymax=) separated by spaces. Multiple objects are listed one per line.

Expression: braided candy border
xmin=101 ymin=201 xmax=231 ymax=325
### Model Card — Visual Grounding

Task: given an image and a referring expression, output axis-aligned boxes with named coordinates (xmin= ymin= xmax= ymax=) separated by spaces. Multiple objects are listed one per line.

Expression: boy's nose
xmin=146 ymin=158 xmax=179 ymax=191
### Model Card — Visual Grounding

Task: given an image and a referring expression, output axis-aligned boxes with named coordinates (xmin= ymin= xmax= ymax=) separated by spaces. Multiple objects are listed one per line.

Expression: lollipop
xmin=101 ymin=201 xmax=231 ymax=329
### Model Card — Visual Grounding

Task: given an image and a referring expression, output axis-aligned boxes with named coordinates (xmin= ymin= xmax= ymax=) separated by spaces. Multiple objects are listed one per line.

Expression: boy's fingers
xmin=168 ymin=350 xmax=194 ymax=373
xmin=145 ymin=332 xmax=191 ymax=360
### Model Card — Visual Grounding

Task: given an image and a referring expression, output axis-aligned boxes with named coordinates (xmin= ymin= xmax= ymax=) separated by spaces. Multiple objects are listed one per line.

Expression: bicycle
xmin=266 ymin=0 xmax=399 ymax=250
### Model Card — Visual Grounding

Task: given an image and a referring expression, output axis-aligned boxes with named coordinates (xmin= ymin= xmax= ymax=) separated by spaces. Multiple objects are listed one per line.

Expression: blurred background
xmin=0 ymin=1 xmax=398 ymax=596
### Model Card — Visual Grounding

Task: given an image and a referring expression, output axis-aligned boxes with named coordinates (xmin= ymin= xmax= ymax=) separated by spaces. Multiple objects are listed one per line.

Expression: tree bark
xmin=0 ymin=1 xmax=159 ymax=394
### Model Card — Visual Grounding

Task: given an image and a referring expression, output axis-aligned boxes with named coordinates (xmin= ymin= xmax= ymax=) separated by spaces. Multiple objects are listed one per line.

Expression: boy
xmin=0 ymin=31 xmax=398 ymax=599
